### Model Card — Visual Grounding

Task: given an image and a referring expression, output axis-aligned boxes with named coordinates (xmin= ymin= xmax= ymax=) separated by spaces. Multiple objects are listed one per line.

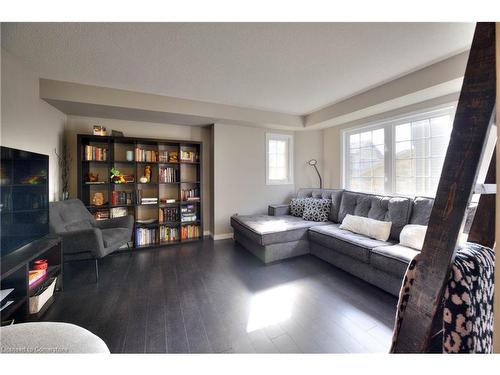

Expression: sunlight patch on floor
xmin=246 ymin=284 xmax=297 ymax=332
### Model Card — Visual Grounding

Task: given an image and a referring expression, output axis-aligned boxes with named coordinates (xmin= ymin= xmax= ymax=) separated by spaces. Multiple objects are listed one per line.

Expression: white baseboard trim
xmin=212 ymin=233 xmax=234 ymax=241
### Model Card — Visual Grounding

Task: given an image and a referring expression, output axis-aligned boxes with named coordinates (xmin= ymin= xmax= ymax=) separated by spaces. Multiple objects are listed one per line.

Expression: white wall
xmin=1 ymin=49 xmax=66 ymax=201
xmin=65 ymin=116 xmax=212 ymax=232
xmin=213 ymin=123 xmax=323 ymax=237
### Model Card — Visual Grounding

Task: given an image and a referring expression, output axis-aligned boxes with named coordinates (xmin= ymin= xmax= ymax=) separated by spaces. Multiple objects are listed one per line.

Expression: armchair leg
xmin=94 ymin=258 xmax=99 ymax=283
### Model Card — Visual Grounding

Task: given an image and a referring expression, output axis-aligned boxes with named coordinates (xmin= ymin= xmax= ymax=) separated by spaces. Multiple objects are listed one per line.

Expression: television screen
xmin=0 ymin=146 xmax=49 ymax=256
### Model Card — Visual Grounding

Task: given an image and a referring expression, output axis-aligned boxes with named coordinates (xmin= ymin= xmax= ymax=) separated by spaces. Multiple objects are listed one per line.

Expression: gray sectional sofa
xmin=230 ymin=188 xmax=434 ymax=296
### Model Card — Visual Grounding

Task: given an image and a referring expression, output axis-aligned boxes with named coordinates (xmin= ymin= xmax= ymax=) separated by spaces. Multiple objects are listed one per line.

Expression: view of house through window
xmin=344 ymin=107 xmax=454 ymax=196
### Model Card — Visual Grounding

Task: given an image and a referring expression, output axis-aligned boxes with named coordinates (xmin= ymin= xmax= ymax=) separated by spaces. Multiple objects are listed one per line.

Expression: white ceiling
xmin=1 ymin=22 xmax=475 ymax=115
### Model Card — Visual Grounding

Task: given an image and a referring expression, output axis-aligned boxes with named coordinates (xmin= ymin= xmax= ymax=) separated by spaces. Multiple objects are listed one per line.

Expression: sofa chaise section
xmin=231 ymin=214 xmax=329 ymax=263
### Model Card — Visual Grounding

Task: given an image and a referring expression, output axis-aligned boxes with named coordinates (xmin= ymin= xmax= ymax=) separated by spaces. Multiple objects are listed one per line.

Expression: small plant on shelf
xmin=110 ymin=167 xmax=126 ymax=184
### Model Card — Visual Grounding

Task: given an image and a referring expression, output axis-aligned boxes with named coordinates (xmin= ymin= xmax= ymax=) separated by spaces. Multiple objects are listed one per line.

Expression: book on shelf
xmin=85 ymin=181 xmax=106 ymax=185
xmin=94 ymin=210 xmax=110 ymax=220
xmin=84 ymin=145 xmax=107 ymax=161
xmin=140 ymin=197 xmax=158 ymax=205
xmin=181 ymin=224 xmax=200 ymax=240
xmin=161 ymin=198 xmax=177 ymax=204
xmin=159 ymin=225 xmax=179 ymax=242
xmin=181 ymin=204 xmax=197 ymax=222
xmin=159 ymin=166 xmax=178 ymax=183
xmin=135 ymin=148 xmax=159 ymax=162
xmin=159 ymin=206 xmax=179 ymax=223
xmin=110 ymin=207 xmax=127 ymax=218
xmin=111 ymin=191 xmax=135 ymax=206
xmin=135 ymin=227 xmax=158 ymax=247
xmin=181 ymin=188 xmax=200 ymax=201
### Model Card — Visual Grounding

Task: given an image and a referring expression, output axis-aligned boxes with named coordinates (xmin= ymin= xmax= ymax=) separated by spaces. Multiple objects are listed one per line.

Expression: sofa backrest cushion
xmin=296 ymin=188 xmax=344 ymax=223
xmin=410 ymin=196 xmax=435 ymax=225
xmin=338 ymin=191 xmax=412 ymax=241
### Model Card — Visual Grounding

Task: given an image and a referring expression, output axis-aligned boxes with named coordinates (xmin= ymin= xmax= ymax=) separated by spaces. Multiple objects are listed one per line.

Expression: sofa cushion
xmin=296 ymin=188 xmax=344 ymax=223
xmin=371 ymin=244 xmax=420 ymax=278
xmin=308 ymin=224 xmax=393 ymax=263
xmin=410 ymin=196 xmax=435 ymax=225
xmin=302 ymin=198 xmax=331 ymax=222
xmin=338 ymin=191 xmax=411 ymax=241
xmin=230 ymin=214 xmax=329 ymax=246
xmin=101 ymin=228 xmax=131 ymax=248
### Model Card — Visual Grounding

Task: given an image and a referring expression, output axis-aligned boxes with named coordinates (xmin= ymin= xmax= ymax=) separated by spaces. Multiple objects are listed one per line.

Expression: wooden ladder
xmin=392 ymin=22 xmax=497 ymax=353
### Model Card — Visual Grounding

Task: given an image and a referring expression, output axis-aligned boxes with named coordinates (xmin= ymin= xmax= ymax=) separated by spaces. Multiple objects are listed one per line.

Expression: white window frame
xmin=341 ymin=105 xmax=456 ymax=197
xmin=266 ymin=132 xmax=294 ymax=185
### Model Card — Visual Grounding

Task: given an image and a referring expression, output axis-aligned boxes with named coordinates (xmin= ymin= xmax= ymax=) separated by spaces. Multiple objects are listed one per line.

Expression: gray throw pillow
xmin=302 ymin=198 xmax=332 ymax=222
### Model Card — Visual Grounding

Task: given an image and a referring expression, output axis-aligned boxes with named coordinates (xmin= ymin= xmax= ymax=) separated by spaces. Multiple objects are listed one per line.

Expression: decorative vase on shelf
xmin=126 ymin=150 xmax=134 ymax=161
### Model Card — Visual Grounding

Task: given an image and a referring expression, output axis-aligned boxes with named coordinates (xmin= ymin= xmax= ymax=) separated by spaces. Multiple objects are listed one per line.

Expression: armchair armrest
xmin=268 ymin=204 xmax=290 ymax=216
xmin=94 ymin=215 xmax=134 ymax=230
xmin=59 ymin=228 xmax=105 ymax=258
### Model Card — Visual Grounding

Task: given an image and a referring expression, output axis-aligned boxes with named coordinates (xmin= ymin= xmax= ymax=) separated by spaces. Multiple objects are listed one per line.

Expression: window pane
xmin=373 ymin=178 xmax=384 ymax=193
xmin=350 ymin=162 xmax=360 ymax=177
xmin=350 ymin=134 xmax=360 ymax=148
xmin=358 ymin=178 xmax=372 ymax=192
xmin=415 ymin=158 xmax=429 ymax=177
xmin=396 ymin=178 xmax=415 ymax=195
xmin=372 ymin=145 xmax=384 ymax=160
xmin=395 ymin=123 xmax=411 ymax=142
xmin=360 ymin=131 xmax=372 ymax=147
xmin=276 ymin=140 xmax=286 ymax=154
xmin=430 ymin=137 xmax=448 ymax=157
xmin=349 ymin=148 xmax=360 ymax=163
xmin=412 ymin=120 xmax=430 ymax=139
xmin=430 ymin=157 xmax=445 ymax=177
xmin=396 ymin=159 xmax=413 ymax=177
xmin=372 ymin=160 xmax=384 ymax=177
xmin=395 ymin=141 xmax=412 ymax=159
xmin=360 ymin=147 xmax=372 ymax=161
xmin=372 ymin=129 xmax=384 ymax=145
xmin=431 ymin=115 xmax=452 ymax=137
xmin=359 ymin=162 xmax=372 ymax=177
xmin=415 ymin=177 xmax=428 ymax=195
xmin=413 ymin=139 xmax=429 ymax=158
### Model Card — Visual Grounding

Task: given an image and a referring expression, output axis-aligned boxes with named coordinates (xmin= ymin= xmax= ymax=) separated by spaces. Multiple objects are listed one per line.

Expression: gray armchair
xmin=49 ymin=199 xmax=134 ymax=281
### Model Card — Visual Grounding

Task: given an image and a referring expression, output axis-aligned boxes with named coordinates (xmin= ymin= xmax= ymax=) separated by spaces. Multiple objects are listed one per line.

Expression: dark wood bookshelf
xmin=77 ymin=134 xmax=203 ymax=248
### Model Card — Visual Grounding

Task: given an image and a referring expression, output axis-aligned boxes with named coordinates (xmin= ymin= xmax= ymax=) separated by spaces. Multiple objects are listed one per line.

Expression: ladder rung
xmin=474 ymin=183 xmax=496 ymax=194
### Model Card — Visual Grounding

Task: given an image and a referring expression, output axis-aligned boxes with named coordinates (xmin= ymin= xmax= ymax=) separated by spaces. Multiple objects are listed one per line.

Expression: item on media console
xmin=33 ymin=259 xmax=48 ymax=271
xmin=93 ymin=125 xmax=107 ymax=136
xmin=92 ymin=192 xmax=105 ymax=206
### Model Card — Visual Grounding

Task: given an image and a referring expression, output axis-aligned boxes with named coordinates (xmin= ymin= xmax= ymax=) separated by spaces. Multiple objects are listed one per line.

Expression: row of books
xmin=159 ymin=206 xmax=179 ymax=223
xmin=140 ymin=197 xmax=158 ymax=205
xmin=159 ymin=150 xmax=178 ymax=163
xmin=159 ymin=225 xmax=179 ymax=242
xmin=111 ymin=191 xmax=135 ymax=206
xmin=135 ymin=148 xmax=159 ymax=162
xmin=181 ymin=204 xmax=197 ymax=223
xmin=135 ymin=227 xmax=157 ymax=247
xmin=159 ymin=167 xmax=178 ymax=183
xmin=181 ymin=188 xmax=200 ymax=201
xmin=180 ymin=150 xmax=198 ymax=162
xmin=84 ymin=145 xmax=107 ymax=161
xmin=181 ymin=224 xmax=200 ymax=240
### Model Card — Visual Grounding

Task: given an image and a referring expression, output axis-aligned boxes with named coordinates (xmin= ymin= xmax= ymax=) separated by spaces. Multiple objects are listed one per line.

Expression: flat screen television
xmin=0 ymin=146 xmax=49 ymax=256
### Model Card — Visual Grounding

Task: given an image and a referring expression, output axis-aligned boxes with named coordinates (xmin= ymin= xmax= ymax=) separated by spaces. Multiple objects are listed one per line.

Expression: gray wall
xmin=1 ymin=49 xmax=67 ymax=201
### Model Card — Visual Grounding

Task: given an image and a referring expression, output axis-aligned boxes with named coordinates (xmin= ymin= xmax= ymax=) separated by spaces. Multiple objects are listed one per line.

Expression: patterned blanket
xmin=390 ymin=242 xmax=495 ymax=353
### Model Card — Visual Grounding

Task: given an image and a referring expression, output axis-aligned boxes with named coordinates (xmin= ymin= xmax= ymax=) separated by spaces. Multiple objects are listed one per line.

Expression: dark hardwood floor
xmin=42 ymin=238 xmax=398 ymax=353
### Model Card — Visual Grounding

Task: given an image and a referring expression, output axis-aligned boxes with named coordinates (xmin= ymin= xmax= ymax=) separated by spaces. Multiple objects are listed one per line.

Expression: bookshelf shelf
xmin=78 ymin=134 xmax=203 ymax=249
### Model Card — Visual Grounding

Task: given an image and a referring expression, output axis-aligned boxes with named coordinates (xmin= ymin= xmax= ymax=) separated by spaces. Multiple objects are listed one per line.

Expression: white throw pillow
xmin=399 ymin=224 xmax=428 ymax=250
xmin=339 ymin=214 xmax=392 ymax=241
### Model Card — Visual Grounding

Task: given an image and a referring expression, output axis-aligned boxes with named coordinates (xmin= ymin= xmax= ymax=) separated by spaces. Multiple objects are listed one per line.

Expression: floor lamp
xmin=308 ymin=159 xmax=322 ymax=189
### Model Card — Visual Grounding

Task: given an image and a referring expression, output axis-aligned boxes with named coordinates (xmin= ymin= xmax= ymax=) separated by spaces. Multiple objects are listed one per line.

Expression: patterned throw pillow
xmin=289 ymin=198 xmax=310 ymax=217
xmin=302 ymin=198 xmax=332 ymax=222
